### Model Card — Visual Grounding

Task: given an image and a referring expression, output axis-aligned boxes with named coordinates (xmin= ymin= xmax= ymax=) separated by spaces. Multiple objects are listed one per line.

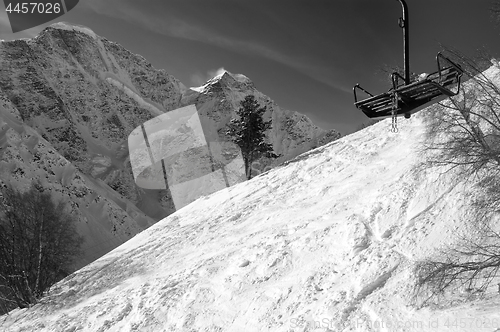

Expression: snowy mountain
xmin=0 ymin=22 xmax=339 ymax=270
xmin=183 ymin=70 xmax=340 ymax=177
xmin=3 ymin=56 xmax=500 ymax=329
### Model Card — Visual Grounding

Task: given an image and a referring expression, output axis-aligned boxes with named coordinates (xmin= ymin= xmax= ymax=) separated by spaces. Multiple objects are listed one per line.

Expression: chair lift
xmin=353 ymin=0 xmax=464 ymax=130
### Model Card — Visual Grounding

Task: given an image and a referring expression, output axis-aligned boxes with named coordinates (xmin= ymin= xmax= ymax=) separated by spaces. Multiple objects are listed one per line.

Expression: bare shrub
xmin=414 ymin=49 xmax=500 ymax=306
xmin=0 ymin=180 xmax=83 ymax=311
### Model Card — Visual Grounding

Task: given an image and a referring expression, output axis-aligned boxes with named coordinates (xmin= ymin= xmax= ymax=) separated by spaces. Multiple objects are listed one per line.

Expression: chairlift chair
xmin=353 ymin=0 xmax=464 ymax=121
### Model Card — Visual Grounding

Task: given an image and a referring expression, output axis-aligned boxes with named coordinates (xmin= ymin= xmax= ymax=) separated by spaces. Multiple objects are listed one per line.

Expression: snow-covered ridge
xmin=189 ymin=71 xmax=252 ymax=93
xmin=50 ymin=22 xmax=97 ymax=39
xmin=232 ymin=73 xmax=251 ymax=84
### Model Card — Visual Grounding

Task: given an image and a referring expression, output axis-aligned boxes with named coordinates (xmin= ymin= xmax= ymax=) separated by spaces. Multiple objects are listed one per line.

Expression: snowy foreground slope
xmin=3 ymin=110 xmax=500 ymax=331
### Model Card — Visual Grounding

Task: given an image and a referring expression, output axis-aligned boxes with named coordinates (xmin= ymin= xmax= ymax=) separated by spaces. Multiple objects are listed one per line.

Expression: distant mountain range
xmin=0 ymin=22 xmax=340 ymax=270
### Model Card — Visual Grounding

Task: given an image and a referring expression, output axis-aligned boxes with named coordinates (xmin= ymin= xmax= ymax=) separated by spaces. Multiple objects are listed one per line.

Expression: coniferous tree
xmin=226 ymin=95 xmax=280 ymax=180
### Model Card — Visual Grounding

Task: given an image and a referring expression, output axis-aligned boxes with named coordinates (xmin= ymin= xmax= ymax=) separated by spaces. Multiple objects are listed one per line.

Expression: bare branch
xmin=414 ymin=48 xmax=500 ymax=307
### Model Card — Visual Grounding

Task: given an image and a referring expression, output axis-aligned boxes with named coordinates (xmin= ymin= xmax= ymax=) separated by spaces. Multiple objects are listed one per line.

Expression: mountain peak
xmin=190 ymin=70 xmax=254 ymax=93
xmin=215 ymin=71 xmax=252 ymax=85
xmin=47 ymin=22 xmax=97 ymax=38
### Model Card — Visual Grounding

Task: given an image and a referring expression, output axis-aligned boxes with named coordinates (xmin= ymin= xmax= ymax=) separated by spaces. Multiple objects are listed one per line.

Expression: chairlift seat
xmin=353 ymin=53 xmax=464 ymax=119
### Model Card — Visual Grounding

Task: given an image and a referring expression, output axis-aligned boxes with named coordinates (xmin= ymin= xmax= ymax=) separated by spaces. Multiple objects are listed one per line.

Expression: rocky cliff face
xmin=0 ymin=22 xmax=340 ymax=269
xmin=0 ymin=92 xmax=156 ymax=271
xmin=0 ymin=23 xmax=186 ymax=223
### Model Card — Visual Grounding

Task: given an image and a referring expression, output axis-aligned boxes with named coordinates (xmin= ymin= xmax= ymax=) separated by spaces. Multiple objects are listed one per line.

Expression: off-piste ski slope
xmin=3 ymin=68 xmax=500 ymax=331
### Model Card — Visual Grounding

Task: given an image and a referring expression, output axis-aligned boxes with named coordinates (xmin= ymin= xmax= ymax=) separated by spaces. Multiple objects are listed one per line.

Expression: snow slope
xmin=3 ymin=100 xmax=500 ymax=331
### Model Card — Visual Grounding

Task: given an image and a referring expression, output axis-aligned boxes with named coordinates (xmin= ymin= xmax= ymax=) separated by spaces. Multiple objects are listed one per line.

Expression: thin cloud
xmin=190 ymin=67 xmax=227 ymax=87
xmin=85 ymin=0 xmax=349 ymax=94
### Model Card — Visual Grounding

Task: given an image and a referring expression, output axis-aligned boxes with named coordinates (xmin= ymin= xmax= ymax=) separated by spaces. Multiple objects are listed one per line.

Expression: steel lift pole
xmin=398 ymin=0 xmax=410 ymax=85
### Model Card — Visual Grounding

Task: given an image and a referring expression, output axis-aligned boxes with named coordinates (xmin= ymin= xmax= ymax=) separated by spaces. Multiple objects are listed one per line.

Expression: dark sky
xmin=2 ymin=0 xmax=500 ymax=135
